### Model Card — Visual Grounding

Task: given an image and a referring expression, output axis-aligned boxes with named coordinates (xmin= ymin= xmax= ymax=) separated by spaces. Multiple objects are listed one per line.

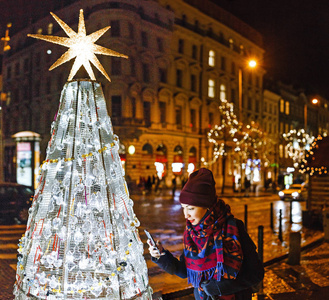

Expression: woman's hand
xmin=147 ymin=240 xmax=164 ymax=259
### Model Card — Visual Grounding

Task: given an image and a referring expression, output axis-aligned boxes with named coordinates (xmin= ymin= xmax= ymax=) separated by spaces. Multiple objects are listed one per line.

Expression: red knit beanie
xmin=179 ymin=168 xmax=217 ymax=208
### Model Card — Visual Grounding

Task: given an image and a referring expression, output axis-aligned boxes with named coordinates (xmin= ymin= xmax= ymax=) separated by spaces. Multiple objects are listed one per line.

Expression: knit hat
xmin=179 ymin=168 xmax=217 ymax=208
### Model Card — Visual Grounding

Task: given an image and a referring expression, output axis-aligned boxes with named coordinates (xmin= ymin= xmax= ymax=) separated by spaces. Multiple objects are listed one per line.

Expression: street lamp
xmin=304 ymin=98 xmax=320 ymax=130
xmin=238 ymin=59 xmax=257 ymax=121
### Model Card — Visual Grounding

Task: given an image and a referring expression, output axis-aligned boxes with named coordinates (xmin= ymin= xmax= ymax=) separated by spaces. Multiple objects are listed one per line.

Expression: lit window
xmin=37 ymin=28 xmax=42 ymax=34
xmin=208 ymin=79 xmax=215 ymax=98
xmin=220 ymin=84 xmax=226 ymax=100
xmin=208 ymin=50 xmax=215 ymax=67
xmin=279 ymin=145 xmax=283 ymax=158
xmin=47 ymin=23 xmax=53 ymax=35
xmin=280 ymin=99 xmax=285 ymax=113
xmin=285 ymin=101 xmax=290 ymax=115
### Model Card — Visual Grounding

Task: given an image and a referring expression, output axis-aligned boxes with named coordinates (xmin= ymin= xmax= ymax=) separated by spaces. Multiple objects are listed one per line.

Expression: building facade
xmin=2 ymin=0 xmax=267 ymax=189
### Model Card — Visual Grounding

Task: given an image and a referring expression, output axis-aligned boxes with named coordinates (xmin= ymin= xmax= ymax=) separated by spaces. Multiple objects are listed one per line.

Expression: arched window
xmin=142 ymin=143 xmax=153 ymax=156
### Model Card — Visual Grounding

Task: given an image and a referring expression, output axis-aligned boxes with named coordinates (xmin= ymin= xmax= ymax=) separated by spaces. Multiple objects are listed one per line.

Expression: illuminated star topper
xmin=28 ymin=9 xmax=128 ymax=82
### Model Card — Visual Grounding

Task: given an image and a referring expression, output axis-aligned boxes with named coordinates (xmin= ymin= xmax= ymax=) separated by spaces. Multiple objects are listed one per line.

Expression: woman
xmin=148 ymin=168 xmax=256 ymax=300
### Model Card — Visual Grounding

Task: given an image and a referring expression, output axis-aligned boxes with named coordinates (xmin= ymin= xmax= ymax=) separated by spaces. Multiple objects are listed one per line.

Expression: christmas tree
xmin=14 ymin=10 xmax=153 ymax=300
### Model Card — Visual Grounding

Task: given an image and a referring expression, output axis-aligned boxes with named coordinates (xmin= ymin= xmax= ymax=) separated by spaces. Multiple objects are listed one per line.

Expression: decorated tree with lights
xmin=282 ymin=129 xmax=314 ymax=168
xmin=202 ymin=99 xmax=242 ymax=194
xmin=14 ymin=10 xmax=153 ymax=300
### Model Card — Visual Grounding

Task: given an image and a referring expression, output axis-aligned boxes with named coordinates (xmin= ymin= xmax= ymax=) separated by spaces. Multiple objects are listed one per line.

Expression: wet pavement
xmin=0 ymin=187 xmax=326 ymax=299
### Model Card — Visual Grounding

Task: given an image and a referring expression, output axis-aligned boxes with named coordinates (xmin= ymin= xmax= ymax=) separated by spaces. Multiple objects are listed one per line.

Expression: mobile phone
xmin=144 ymin=229 xmax=158 ymax=249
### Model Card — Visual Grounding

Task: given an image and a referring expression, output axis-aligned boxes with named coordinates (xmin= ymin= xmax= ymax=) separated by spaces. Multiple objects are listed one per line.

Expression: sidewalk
xmin=174 ymin=240 xmax=329 ymax=300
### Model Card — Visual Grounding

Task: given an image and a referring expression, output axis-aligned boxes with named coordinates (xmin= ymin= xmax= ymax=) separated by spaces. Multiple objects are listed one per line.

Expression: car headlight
xmin=292 ymin=191 xmax=299 ymax=198
xmin=278 ymin=191 xmax=284 ymax=197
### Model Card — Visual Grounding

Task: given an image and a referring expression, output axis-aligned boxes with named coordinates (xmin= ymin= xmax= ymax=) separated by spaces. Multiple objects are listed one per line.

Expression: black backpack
xmin=236 ymin=218 xmax=264 ymax=293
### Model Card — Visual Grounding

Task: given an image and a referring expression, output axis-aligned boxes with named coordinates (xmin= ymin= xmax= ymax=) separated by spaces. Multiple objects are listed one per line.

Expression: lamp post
xmin=238 ymin=59 xmax=257 ymax=122
xmin=304 ymin=98 xmax=319 ymax=132
xmin=0 ymin=23 xmax=12 ymax=181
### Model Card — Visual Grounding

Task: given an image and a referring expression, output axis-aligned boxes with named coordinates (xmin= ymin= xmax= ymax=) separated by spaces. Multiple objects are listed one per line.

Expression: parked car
xmin=0 ymin=182 xmax=33 ymax=223
xmin=278 ymin=183 xmax=308 ymax=201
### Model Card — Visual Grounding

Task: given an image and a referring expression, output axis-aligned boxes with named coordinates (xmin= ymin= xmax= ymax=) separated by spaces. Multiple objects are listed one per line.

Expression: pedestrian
xmin=147 ymin=168 xmax=259 ymax=300
xmin=244 ymin=177 xmax=251 ymax=197
xmin=172 ymin=175 xmax=177 ymax=198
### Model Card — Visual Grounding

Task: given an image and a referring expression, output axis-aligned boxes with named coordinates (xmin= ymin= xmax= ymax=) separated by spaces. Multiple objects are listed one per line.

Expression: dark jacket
xmin=152 ymin=219 xmax=261 ymax=300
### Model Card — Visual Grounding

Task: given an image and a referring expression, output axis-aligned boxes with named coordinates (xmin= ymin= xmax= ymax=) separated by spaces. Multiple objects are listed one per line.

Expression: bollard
xmin=244 ymin=204 xmax=248 ymax=233
xmin=258 ymin=225 xmax=264 ymax=263
xmin=258 ymin=225 xmax=264 ymax=294
xmin=289 ymin=201 xmax=293 ymax=223
xmin=278 ymin=209 xmax=283 ymax=242
xmin=270 ymin=202 xmax=274 ymax=231
xmin=287 ymin=231 xmax=301 ymax=265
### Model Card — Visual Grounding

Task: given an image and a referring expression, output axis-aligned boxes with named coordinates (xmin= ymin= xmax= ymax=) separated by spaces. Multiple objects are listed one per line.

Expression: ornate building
xmin=2 ymin=0 xmax=265 ymax=189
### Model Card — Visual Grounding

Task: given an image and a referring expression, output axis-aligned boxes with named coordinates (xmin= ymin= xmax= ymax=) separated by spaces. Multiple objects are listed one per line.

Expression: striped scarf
xmin=184 ymin=199 xmax=243 ymax=299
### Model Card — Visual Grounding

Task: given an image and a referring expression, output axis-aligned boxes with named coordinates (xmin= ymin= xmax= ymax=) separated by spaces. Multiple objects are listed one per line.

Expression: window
xmin=191 ymin=74 xmax=197 ymax=92
xmin=190 ymin=109 xmax=196 ymax=131
xmin=256 ymin=76 xmax=260 ymax=88
xmin=221 ymin=56 xmax=226 ymax=71
xmin=47 ymin=23 xmax=53 ymax=35
xmin=131 ymin=97 xmax=136 ymax=118
xmin=143 ymin=101 xmax=151 ymax=126
xmin=176 ymin=69 xmax=183 ymax=87
xmin=280 ymin=99 xmax=285 ymax=113
xmin=208 ymin=79 xmax=215 ymax=98
xmin=231 ymin=62 xmax=236 ymax=75
xmin=264 ymin=102 xmax=267 ymax=113
xmin=279 ymin=122 xmax=283 ymax=134
xmin=157 ymin=37 xmax=164 ymax=52
xmin=111 ymin=57 xmax=122 ymax=75
xmin=255 ymin=99 xmax=260 ymax=113
xmin=231 ymin=88 xmax=236 ymax=104
xmin=7 ymin=66 xmax=11 ymax=79
xmin=142 ymin=64 xmax=150 ymax=83
xmin=247 ymin=97 xmax=252 ymax=110
xmin=192 ymin=45 xmax=198 ymax=59
xmin=37 ymin=28 xmax=42 ymax=34
xmin=175 ymin=106 xmax=182 ymax=129
xmin=159 ymin=68 xmax=167 ymax=83
xmin=285 ymin=123 xmax=289 ymax=133
xmin=141 ymin=31 xmax=148 ymax=47
xmin=285 ymin=101 xmax=290 ymax=115
xmin=285 ymin=145 xmax=289 ymax=158
xmin=208 ymin=50 xmax=215 ymax=67
xmin=229 ymin=38 xmax=234 ymax=49
xmin=220 ymin=84 xmax=226 ymax=100
xmin=178 ymin=39 xmax=184 ymax=54
xmin=208 ymin=112 xmax=214 ymax=128
xmin=279 ymin=144 xmax=283 ymax=158
xmin=128 ymin=22 xmax=134 ymax=39
xmin=130 ymin=58 xmax=136 ymax=76
xmin=159 ymin=102 xmax=166 ymax=124
xmin=111 ymin=96 xmax=122 ymax=118
xmin=15 ymin=63 xmax=20 ymax=76
xmin=110 ymin=20 xmax=120 ymax=37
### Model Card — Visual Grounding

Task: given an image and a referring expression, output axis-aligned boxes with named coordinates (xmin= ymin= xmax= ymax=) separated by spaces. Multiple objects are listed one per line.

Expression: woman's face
xmin=181 ymin=204 xmax=208 ymax=225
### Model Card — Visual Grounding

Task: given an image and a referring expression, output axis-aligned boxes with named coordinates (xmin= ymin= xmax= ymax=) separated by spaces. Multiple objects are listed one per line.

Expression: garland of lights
xmin=282 ymin=129 xmax=314 ymax=168
xmin=300 ymin=135 xmax=328 ymax=176
xmin=201 ymin=99 xmax=241 ymax=166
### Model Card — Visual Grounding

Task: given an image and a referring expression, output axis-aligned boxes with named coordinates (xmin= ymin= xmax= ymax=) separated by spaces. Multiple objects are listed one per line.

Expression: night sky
xmin=216 ymin=0 xmax=329 ymax=97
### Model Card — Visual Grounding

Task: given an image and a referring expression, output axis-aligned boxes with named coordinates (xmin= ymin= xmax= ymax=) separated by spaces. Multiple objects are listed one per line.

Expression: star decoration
xmin=28 ymin=9 xmax=128 ymax=82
